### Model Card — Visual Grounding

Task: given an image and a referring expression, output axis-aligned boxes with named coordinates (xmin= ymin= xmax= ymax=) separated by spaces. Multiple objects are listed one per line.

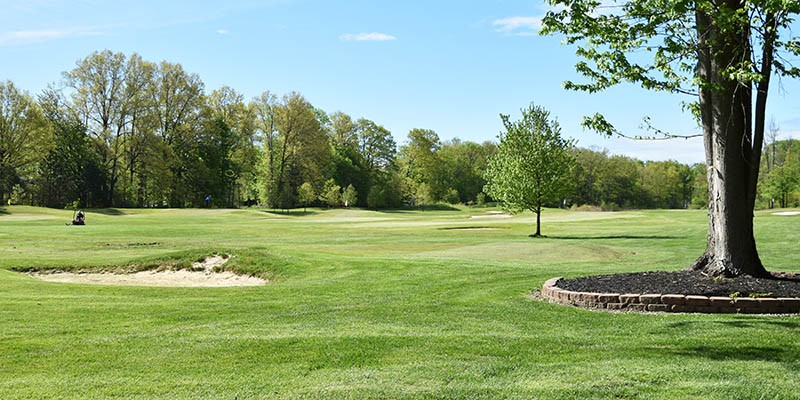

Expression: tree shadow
xmin=663 ymin=344 xmax=800 ymax=367
xmin=661 ymin=318 xmax=800 ymax=330
xmin=644 ymin=318 xmax=800 ymax=369
xmin=0 ymin=207 xmax=8 ymax=215
xmin=439 ymin=226 xmax=505 ymax=230
xmin=260 ymin=209 xmax=318 ymax=217
xmin=87 ymin=208 xmax=127 ymax=216
xmin=546 ymin=235 xmax=683 ymax=240
xmin=378 ymin=204 xmax=461 ymax=213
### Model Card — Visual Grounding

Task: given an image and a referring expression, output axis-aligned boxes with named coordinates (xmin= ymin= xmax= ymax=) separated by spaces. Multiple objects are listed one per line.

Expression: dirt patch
xmin=557 ymin=270 xmax=800 ymax=297
xmin=773 ymin=211 xmax=800 ymax=216
xmin=471 ymin=214 xmax=512 ymax=219
xmin=26 ymin=255 xmax=266 ymax=287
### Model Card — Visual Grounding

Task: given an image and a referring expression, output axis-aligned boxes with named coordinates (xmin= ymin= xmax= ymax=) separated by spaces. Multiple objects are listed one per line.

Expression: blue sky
xmin=2 ymin=0 xmax=799 ymax=164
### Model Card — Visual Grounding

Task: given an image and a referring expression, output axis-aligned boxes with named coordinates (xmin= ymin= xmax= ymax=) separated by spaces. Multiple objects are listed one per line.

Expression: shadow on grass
xmin=663 ymin=318 xmax=800 ymax=330
xmin=0 ymin=207 xmax=8 ymax=215
xmin=378 ymin=204 xmax=461 ymax=213
xmin=439 ymin=226 xmax=505 ymax=230
xmin=666 ymin=344 xmax=800 ymax=365
xmin=547 ymin=235 xmax=683 ymax=240
xmin=261 ymin=209 xmax=319 ymax=217
xmin=87 ymin=208 xmax=127 ymax=216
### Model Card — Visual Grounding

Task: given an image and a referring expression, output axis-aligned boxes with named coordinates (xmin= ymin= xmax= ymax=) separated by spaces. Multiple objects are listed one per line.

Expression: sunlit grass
xmin=1 ymin=205 xmax=799 ymax=399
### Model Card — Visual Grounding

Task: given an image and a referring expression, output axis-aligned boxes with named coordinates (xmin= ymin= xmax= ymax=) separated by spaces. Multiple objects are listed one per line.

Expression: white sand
xmin=27 ymin=255 xmax=266 ymax=287
xmin=772 ymin=211 xmax=800 ymax=216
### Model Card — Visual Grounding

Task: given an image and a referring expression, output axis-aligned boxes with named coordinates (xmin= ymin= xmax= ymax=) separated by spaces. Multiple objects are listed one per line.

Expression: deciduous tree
xmin=298 ymin=182 xmax=316 ymax=212
xmin=320 ymin=178 xmax=341 ymax=207
xmin=342 ymin=184 xmax=358 ymax=207
xmin=0 ymin=81 xmax=49 ymax=202
xmin=484 ymin=104 xmax=574 ymax=237
xmin=542 ymin=0 xmax=800 ymax=275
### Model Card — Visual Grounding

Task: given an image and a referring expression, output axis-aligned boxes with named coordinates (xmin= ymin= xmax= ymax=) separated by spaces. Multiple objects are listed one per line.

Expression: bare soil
xmin=773 ymin=211 xmax=800 ymax=216
xmin=557 ymin=270 xmax=800 ymax=297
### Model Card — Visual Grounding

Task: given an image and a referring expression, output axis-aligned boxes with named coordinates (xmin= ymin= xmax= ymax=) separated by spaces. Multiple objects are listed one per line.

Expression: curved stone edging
xmin=542 ymin=277 xmax=800 ymax=314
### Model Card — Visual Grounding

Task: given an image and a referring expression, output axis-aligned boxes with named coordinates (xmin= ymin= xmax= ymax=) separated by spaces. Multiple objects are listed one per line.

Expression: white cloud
xmin=0 ymin=26 xmax=103 ymax=46
xmin=216 ymin=29 xmax=230 ymax=35
xmin=492 ymin=16 xmax=542 ymax=35
xmin=339 ymin=32 xmax=396 ymax=42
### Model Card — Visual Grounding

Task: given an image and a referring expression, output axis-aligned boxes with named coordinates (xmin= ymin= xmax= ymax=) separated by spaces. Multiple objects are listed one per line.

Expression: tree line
xmin=1 ymin=50 xmax=798 ymax=210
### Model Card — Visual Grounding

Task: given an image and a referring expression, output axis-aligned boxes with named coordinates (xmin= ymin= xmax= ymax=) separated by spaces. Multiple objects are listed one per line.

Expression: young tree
xmin=342 ymin=184 xmax=358 ymax=207
xmin=542 ymin=0 xmax=800 ymax=276
xmin=297 ymin=182 xmax=316 ymax=212
xmin=320 ymin=179 xmax=341 ymax=207
xmin=484 ymin=104 xmax=574 ymax=237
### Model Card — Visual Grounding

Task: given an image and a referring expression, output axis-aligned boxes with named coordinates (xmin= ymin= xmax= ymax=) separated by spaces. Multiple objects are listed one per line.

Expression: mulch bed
xmin=557 ymin=270 xmax=800 ymax=298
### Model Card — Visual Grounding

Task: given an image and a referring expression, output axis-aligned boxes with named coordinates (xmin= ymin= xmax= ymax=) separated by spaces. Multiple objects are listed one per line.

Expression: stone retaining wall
xmin=542 ymin=277 xmax=800 ymax=314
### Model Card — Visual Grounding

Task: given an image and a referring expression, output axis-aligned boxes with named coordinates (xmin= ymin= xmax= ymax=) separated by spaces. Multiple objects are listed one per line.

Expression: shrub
xmin=476 ymin=192 xmax=487 ymax=206
xmin=444 ymin=188 xmax=460 ymax=204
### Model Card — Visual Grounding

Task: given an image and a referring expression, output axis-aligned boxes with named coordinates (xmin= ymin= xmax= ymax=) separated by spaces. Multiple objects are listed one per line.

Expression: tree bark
xmin=533 ymin=203 xmax=542 ymax=237
xmin=687 ymin=3 xmax=769 ymax=277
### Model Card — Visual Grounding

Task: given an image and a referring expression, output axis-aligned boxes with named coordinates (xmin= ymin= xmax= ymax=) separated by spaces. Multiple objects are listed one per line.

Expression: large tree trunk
xmin=687 ymin=3 xmax=772 ymax=277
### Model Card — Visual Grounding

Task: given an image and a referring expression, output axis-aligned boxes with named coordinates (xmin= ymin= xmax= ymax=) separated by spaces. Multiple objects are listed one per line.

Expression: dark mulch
xmin=557 ymin=270 xmax=800 ymax=298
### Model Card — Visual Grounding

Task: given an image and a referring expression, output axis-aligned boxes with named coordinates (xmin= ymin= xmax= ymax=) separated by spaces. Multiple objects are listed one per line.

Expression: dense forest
xmin=2 ymin=50 xmax=799 ymax=210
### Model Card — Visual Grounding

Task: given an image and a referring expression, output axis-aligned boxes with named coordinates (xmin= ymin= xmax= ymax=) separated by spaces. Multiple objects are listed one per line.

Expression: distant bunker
xmin=27 ymin=255 xmax=266 ymax=287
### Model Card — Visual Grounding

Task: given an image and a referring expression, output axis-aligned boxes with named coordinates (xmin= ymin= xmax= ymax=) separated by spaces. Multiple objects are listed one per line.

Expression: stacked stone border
xmin=542 ymin=277 xmax=800 ymax=314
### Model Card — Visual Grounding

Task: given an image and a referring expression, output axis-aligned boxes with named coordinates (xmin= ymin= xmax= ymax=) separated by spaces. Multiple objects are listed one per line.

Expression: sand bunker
xmin=471 ymin=214 xmax=512 ymax=219
xmin=27 ymin=255 xmax=266 ymax=287
xmin=772 ymin=211 xmax=800 ymax=216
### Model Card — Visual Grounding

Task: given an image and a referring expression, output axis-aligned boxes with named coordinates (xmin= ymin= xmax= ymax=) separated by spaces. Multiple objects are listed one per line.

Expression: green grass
xmin=1 ymin=205 xmax=800 ymax=399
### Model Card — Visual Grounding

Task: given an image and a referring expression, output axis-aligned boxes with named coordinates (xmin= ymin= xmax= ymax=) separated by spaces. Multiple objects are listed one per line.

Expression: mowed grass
xmin=1 ymin=205 xmax=800 ymax=399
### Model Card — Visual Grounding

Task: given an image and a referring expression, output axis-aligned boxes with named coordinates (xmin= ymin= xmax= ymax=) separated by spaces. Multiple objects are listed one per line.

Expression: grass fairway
xmin=2 ymin=205 xmax=800 ymax=399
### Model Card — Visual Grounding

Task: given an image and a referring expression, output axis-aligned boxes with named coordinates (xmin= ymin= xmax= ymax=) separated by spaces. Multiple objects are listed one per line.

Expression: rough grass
xmin=1 ymin=205 xmax=800 ymax=399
